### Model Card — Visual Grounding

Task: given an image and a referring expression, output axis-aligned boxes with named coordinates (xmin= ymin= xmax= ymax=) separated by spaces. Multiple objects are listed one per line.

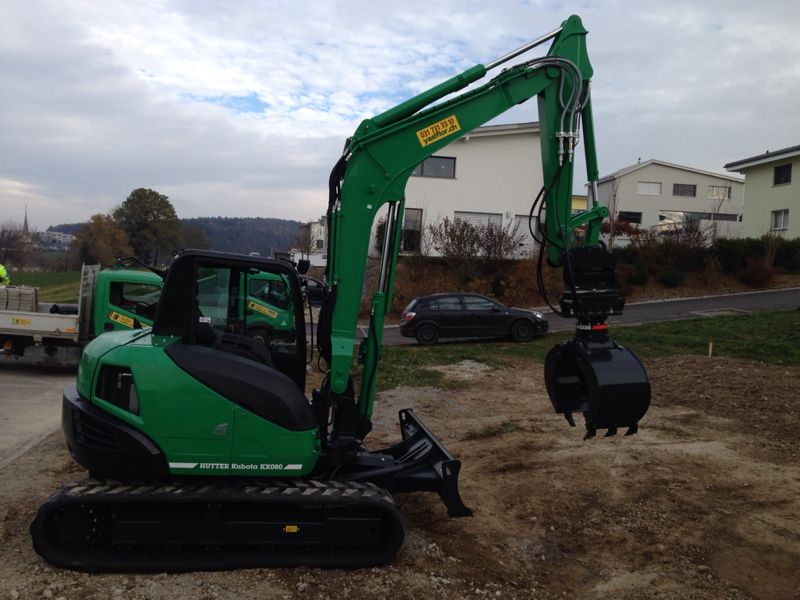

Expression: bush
xmin=631 ymin=260 xmax=650 ymax=285
xmin=615 ymin=263 xmax=635 ymax=296
xmin=775 ymin=238 xmax=800 ymax=271
xmin=658 ymin=266 xmax=686 ymax=288
xmin=611 ymin=244 xmax=639 ymax=265
xmin=711 ymin=238 xmax=765 ymax=273
xmin=738 ymin=257 xmax=774 ymax=288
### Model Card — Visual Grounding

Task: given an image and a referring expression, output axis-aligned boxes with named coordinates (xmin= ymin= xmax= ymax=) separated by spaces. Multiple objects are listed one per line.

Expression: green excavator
xmin=31 ymin=15 xmax=650 ymax=571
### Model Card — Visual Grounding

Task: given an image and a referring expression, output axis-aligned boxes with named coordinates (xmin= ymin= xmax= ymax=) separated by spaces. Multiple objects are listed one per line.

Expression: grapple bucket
xmin=544 ymin=336 xmax=650 ymax=438
xmin=349 ymin=409 xmax=472 ymax=517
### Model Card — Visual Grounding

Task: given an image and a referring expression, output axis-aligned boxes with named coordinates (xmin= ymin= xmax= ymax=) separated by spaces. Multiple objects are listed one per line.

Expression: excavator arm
xmin=318 ymin=15 xmax=650 ymax=441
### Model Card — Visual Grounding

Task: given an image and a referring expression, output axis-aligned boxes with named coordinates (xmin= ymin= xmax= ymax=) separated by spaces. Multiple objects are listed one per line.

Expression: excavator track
xmin=30 ymin=477 xmax=404 ymax=572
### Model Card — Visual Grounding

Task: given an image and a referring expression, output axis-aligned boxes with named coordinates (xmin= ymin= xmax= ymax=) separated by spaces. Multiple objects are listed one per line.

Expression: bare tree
xmin=292 ymin=223 xmax=314 ymax=259
xmin=479 ymin=221 xmax=523 ymax=262
xmin=0 ymin=220 xmax=21 ymax=264
xmin=427 ymin=217 xmax=482 ymax=281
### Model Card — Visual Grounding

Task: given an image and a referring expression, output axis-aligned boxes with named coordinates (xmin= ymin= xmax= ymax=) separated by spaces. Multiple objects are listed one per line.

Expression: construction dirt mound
xmin=1 ymin=355 xmax=798 ymax=599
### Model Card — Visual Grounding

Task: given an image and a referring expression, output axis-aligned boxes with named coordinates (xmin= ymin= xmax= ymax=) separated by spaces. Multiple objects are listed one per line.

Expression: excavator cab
xmin=154 ymin=250 xmax=307 ymax=389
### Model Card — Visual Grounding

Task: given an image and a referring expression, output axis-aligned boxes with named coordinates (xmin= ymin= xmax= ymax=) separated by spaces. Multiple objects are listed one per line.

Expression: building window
xmin=402 ymin=208 xmax=423 ymax=252
xmin=454 ymin=211 xmax=502 ymax=228
xmin=315 ymin=239 xmax=323 ymax=250
xmin=411 ymin=156 xmax=456 ymax=178
xmin=771 ymin=209 xmax=789 ymax=231
xmin=636 ymin=181 xmax=661 ymax=196
xmin=708 ymin=186 xmax=731 ymax=200
xmin=673 ymin=183 xmax=697 ymax=197
xmin=617 ymin=211 xmax=642 ymax=224
xmin=774 ymin=164 xmax=792 ymax=186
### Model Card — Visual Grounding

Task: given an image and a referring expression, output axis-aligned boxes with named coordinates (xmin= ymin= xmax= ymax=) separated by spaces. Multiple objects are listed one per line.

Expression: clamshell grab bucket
xmin=544 ymin=337 xmax=650 ymax=437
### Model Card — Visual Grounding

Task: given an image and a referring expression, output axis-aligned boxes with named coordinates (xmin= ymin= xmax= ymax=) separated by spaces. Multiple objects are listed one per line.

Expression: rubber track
xmin=31 ymin=477 xmax=405 ymax=572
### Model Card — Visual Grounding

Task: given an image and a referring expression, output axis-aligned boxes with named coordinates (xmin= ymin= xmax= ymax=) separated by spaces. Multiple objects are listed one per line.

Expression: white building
xmin=596 ymin=159 xmax=745 ymax=245
xmin=38 ymin=230 xmax=75 ymax=251
xmin=379 ymin=122 xmax=544 ymax=258
xmin=291 ymin=216 xmax=327 ymax=267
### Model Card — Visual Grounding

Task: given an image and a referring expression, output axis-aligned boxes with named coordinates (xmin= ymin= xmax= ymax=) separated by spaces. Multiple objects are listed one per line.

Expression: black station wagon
xmin=399 ymin=293 xmax=548 ymax=345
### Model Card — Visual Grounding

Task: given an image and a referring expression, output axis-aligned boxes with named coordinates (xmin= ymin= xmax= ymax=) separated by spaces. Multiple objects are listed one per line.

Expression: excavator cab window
xmin=175 ymin=255 xmax=306 ymax=390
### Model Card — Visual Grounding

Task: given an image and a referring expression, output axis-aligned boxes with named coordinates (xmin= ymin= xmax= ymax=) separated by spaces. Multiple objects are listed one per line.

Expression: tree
xmin=292 ymin=223 xmax=314 ymax=259
xmin=479 ymin=221 xmax=523 ymax=262
xmin=112 ymin=188 xmax=181 ymax=264
xmin=428 ymin=217 xmax=483 ymax=281
xmin=0 ymin=221 xmax=21 ymax=264
xmin=72 ymin=214 xmax=133 ymax=267
xmin=180 ymin=223 xmax=211 ymax=250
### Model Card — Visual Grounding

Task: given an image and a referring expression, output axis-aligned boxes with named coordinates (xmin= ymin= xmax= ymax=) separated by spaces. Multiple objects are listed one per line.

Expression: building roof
xmin=597 ymin=159 xmax=743 ymax=185
xmin=461 ymin=121 xmax=539 ymax=140
xmin=724 ymin=144 xmax=800 ymax=172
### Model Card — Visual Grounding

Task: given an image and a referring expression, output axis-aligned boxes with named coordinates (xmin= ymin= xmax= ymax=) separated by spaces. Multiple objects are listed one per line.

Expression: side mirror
xmin=297 ymin=259 xmax=310 ymax=275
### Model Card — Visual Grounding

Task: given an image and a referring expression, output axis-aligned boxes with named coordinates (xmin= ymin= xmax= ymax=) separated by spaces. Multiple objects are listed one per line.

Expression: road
xmin=377 ymin=286 xmax=800 ymax=344
xmin=0 ymin=362 xmax=73 ymax=469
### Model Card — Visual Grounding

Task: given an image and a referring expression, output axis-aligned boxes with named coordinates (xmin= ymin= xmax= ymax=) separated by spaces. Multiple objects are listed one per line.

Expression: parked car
xmin=399 ymin=293 xmax=548 ymax=345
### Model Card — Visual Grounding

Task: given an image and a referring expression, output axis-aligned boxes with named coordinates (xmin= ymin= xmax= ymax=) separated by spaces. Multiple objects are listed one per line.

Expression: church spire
xmin=22 ymin=206 xmax=29 ymax=236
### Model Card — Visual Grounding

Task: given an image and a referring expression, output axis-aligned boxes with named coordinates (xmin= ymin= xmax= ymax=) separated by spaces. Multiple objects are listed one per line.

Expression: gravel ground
xmin=1 ymin=355 xmax=798 ymax=599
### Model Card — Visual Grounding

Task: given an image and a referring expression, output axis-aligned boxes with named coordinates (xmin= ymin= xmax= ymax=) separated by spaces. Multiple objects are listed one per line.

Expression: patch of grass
xmin=464 ymin=420 xmax=524 ymax=440
xmin=12 ymin=271 xmax=81 ymax=303
xmin=375 ymin=363 xmax=444 ymax=392
xmin=375 ymin=309 xmax=800 ymax=392
xmin=611 ymin=309 xmax=800 ymax=366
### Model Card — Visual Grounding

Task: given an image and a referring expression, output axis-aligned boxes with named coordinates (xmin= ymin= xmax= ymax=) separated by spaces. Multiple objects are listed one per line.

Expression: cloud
xmin=1 ymin=0 xmax=798 ymax=228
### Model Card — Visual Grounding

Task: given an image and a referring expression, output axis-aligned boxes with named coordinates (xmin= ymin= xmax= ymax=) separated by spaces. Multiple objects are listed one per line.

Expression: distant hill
xmin=182 ymin=217 xmax=302 ymax=255
xmin=48 ymin=223 xmax=83 ymax=235
xmin=50 ymin=217 xmax=302 ymax=255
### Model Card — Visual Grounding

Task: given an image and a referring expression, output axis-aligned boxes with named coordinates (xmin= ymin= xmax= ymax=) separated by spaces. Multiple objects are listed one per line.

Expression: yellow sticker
xmin=108 ymin=311 xmax=135 ymax=328
xmin=416 ymin=114 xmax=461 ymax=147
xmin=247 ymin=301 xmax=278 ymax=319
xmin=11 ymin=318 xmax=32 ymax=327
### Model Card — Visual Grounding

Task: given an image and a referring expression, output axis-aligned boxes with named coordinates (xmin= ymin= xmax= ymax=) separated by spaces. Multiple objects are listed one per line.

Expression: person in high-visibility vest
xmin=0 ymin=263 xmax=9 ymax=286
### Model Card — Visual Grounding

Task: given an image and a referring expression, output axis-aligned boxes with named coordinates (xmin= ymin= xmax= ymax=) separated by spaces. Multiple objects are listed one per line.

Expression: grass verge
xmin=11 ymin=271 xmax=82 ymax=303
xmin=377 ymin=308 xmax=800 ymax=391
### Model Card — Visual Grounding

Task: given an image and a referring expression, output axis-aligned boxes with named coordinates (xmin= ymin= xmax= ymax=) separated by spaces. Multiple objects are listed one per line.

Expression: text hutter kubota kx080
xmin=31 ymin=15 xmax=650 ymax=571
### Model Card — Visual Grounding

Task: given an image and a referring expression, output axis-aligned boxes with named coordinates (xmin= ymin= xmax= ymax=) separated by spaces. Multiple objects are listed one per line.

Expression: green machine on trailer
xmin=31 ymin=15 xmax=650 ymax=571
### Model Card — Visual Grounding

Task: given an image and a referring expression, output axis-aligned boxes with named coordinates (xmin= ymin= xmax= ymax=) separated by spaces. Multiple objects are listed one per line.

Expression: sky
xmin=2 ymin=0 xmax=799 ymax=230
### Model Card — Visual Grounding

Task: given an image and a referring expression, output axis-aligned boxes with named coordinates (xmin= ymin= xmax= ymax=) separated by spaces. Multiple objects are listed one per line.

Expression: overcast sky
xmin=2 ymin=0 xmax=798 ymax=229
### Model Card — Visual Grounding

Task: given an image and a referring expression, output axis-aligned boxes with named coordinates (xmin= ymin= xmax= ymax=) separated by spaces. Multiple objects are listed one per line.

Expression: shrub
xmin=738 ymin=257 xmax=774 ymax=288
xmin=658 ymin=266 xmax=686 ymax=288
xmin=615 ymin=263 xmax=635 ymax=296
xmin=775 ymin=238 xmax=800 ymax=272
xmin=711 ymin=238 xmax=765 ymax=273
xmin=611 ymin=244 xmax=639 ymax=265
xmin=631 ymin=260 xmax=650 ymax=285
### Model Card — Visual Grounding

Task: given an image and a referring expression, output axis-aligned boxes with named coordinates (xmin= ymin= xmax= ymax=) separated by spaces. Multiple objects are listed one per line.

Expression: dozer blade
xmin=346 ymin=409 xmax=472 ymax=517
xmin=544 ymin=338 xmax=650 ymax=438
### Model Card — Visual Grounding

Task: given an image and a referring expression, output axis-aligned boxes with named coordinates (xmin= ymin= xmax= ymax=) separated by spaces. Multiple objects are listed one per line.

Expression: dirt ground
xmin=1 ymin=354 xmax=798 ymax=600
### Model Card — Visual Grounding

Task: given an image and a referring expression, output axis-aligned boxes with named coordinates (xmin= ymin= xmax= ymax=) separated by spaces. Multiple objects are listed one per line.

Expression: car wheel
xmin=510 ymin=319 xmax=535 ymax=343
xmin=415 ymin=323 xmax=440 ymax=345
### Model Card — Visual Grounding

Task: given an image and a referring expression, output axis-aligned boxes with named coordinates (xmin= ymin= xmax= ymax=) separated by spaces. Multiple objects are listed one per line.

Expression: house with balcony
xmin=595 ymin=159 xmax=745 ymax=246
xmin=725 ymin=144 xmax=799 ymax=238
